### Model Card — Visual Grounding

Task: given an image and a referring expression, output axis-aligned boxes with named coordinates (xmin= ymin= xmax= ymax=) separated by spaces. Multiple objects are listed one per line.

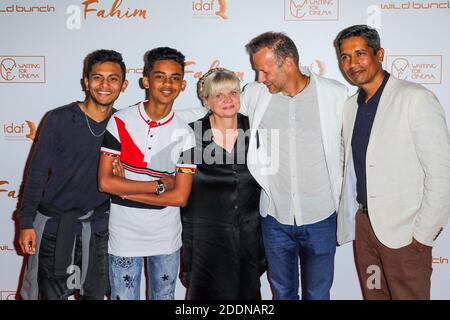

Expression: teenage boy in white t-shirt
xmin=98 ymin=47 xmax=196 ymax=300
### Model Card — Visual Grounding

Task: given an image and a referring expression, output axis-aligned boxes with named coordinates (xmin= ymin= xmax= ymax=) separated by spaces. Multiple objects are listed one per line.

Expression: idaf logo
xmin=0 ymin=56 xmax=46 ymax=83
xmin=285 ymin=0 xmax=339 ymax=21
xmin=2 ymin=121 xmax=36 ymax=141
xmin=386 ymin=55 xmax=442 ymax=84
xmin=192 ymin=0 xmax=228 ymax=19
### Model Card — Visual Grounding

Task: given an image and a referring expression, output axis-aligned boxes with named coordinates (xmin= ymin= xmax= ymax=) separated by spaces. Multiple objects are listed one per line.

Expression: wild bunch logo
xmin=2 ymin=121 xmax=36 ymax=141
xmin=192 ymin=0 xmax=228 ymax=20
xmin=380 ymin=1 xmax=450 ymax=10
xmin=0 ymin=245 xmax=19 ymax=252
xmin=0 ymin=56 xmax=46 ymax=83
xmin=0 ymin=4 xmax=55 ymax=14
xmin=285 ymin=0 xmax=339 ymax=21
xmin=386 ymin=55 xmax=442 ymax=84
xmin=0 ymin=180 xmax=19 ymax=199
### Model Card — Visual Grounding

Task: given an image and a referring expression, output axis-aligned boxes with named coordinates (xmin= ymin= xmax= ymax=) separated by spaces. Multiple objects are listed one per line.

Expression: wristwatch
xmin=155 ymin=179 xmax=165 ymax=195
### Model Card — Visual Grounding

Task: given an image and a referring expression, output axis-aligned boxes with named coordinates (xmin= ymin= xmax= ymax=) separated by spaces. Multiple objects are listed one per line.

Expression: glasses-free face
xmin=252 ymin=47 xmax=289 ymax=94
xmin=205 ymin=87 xmax=240 ymax=119
xmin=339 ymin=36 xmax=384 ymax=91
xmin=142 ymin=59 xmax=186 ymax=106
xmin=84 ymin=61 xmax=128 ymax=108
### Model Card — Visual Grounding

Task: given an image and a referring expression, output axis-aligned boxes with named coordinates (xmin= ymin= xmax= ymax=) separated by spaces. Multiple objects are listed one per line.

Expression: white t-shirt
xmin=101 ymin=101 xmax=196 ymax=257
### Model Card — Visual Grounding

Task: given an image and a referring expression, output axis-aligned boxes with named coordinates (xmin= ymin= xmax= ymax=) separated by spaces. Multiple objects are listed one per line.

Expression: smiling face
xmin=84 ymin=61 xmax=128 ymax=108
xmin=339 ymin=36 xmax=385 ymax=93
xmin=142 ymin=59 xmax=186 ymax=106
xmin=205 ymin=86 xmax=240 ymax=119
xmin=251 ymin=47 xmax=289 ymax=94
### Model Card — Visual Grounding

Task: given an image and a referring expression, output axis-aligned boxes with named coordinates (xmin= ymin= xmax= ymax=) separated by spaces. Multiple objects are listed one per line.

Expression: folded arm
xmin=124 ymin=172 xmax=193 ymax=207
xmin=98 ymin=153 xmax=171 ymax=195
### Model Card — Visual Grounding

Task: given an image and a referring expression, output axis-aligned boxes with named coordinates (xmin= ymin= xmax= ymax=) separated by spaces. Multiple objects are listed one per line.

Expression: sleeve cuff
xmin=19 ymin=216 xmax=35 ymax=230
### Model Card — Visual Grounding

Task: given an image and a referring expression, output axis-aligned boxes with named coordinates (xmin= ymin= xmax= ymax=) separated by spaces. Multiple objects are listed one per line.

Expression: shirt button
xmin=234 ymin=205 xmax=238 ymax=210
xmin=150 ymin=135 xmax=154 ymax=138
xmin=148 ymin=147 xmax=151 ymax=150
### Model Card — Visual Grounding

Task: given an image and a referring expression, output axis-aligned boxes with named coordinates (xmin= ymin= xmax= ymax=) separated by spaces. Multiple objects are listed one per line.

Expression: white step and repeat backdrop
xmin=1 ymin=0 xmax=449 ymax=300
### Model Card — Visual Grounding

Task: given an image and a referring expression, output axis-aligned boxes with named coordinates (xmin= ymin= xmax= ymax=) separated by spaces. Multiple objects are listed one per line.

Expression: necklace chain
xmin=81 ymin=102 xmax=107 ymax=137
xmin=84 ymin=112 xmax=106 ymax=137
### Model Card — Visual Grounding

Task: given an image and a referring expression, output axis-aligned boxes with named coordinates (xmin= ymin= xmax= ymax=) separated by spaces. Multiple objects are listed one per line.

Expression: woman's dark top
xmin=181 ymin=113 xmax=266 ymax=300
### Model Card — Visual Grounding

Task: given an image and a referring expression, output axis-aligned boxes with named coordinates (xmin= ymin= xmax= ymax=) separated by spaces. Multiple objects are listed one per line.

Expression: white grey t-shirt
xmin=259 ymin=79 xmax=335 ymax=226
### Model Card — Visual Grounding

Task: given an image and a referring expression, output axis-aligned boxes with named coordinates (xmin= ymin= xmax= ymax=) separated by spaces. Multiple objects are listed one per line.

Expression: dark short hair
xmin=83 ymin=49 xmax=126 ymax=80
xmin=334 ymin=25 xmax=381 ymax=55
xmin=245 ymin=31 xmax=299 ymax=66
xmin=143 ymin=47 xmax=185 ymax=76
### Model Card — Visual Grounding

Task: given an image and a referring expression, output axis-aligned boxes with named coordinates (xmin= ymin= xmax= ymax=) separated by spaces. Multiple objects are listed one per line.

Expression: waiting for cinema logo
xmin=284 ymin=0 xmax=339 ymax=21
xmin=386 ymin=55 xmax=442 ymax=84
xmin=0 ymin=291 xmax=18 ymax=300
xmin=0 ymin=56 xmax=46 ymax=83
xmin=192 ymin=0 xmax=229 ymax=20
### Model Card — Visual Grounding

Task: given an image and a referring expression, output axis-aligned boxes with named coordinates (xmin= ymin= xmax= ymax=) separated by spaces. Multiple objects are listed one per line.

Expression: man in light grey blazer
xmin=335 ymin=25 xmax=450 ymax=299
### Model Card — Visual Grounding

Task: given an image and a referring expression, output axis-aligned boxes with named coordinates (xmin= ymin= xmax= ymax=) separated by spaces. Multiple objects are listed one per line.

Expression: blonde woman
xmin=180 ymin=68 xmax=266 ymax=300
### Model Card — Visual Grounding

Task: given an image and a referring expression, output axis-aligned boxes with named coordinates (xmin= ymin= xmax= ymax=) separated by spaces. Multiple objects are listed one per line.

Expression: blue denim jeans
xmin=109 ymin=249 xmax=180 ymax=300
xmin=261 ymin=212 xmax=336 ymax=300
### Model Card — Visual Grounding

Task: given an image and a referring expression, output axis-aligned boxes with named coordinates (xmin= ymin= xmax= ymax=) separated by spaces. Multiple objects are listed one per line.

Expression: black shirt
xmin=180 ymin=113 xmax=266 ymax=299
xmin=19 ymin=102 xmax=111 ymax=232
xmin=351 ymin=71 xmax=390 ymax=208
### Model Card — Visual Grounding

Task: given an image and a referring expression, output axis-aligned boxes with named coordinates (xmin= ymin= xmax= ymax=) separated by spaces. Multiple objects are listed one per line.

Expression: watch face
xmin=156 ymin=183 xmax=165 ymax=194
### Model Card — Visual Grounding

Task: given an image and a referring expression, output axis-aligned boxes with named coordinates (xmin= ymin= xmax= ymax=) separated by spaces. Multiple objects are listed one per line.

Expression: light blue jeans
xmin=109 ymin=249 xmax=180 ymax=300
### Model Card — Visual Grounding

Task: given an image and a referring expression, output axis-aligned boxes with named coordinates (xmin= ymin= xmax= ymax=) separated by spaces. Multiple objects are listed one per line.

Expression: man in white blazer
xmin=177 ymin=32 xmax=347 ymax=299
xmin=242 ymin=32 xmax=347 ymax=300
xmin=336 ymin=25 xmax=450 ymax=299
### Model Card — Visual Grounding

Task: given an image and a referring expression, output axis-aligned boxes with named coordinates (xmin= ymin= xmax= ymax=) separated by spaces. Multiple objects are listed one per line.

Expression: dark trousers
xmin=38 ymin=230 xmax=109 ymax=300
xmin=354 ymin=210 xmax=432 ymax=300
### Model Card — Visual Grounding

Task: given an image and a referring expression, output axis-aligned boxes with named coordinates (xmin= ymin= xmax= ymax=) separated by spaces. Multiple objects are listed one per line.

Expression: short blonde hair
xmin=197 ymin=68 xmax=240 ymax=104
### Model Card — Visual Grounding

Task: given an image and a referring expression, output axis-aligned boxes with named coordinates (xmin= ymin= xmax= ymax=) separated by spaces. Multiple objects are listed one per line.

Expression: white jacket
xmin=241 ymin=68 xmax=348 ymax=221
xmin=338 ymin=75 xmax=450 ymax=248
